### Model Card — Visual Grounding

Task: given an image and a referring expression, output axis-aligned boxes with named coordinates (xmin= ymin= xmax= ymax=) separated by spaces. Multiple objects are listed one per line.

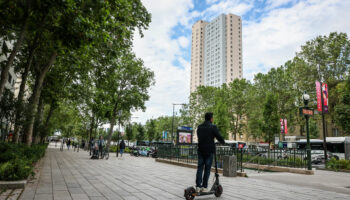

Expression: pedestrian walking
xmin=89 ymin=138 xmax=94 ymax=155
xmin=67 ymin=139 xmax=71 ymax=150
xmin=82 ymin=140 xmax=86 ymax=150
xmin=73 ymin=141 xmax=76 ymax=151
xmin=120 ymin=139 xmax=126 ymax=157
xmin=60 ymin=138 xmax=64 ymax=151
xmin=195 ymin=112 xmax=225 ymax=193
xmin=98 ymin=136 xmax=105 ymax=158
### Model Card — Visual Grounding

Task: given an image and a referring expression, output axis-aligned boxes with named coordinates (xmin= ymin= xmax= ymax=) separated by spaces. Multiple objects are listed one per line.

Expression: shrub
xmin=109 ymin=145 xmax=117 ymax=152
xmin=0 ymin=142 xmax=48 ymax=181
xmin=0 ymin=159 xmax=33 ymax=181
xmin=108 ymin=146 xmax=131 ymax=153
xmin=327 ymin=158 xmax=350 ymax=171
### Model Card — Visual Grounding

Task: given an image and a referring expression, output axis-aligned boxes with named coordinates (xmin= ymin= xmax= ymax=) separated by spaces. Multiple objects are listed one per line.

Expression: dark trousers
xmin=196 ymin=152 xmax=213 ymax=188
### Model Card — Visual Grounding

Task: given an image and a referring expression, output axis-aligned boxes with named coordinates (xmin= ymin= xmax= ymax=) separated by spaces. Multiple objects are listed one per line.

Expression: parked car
xmin=307 ymin=150 xmax=333 ymax=164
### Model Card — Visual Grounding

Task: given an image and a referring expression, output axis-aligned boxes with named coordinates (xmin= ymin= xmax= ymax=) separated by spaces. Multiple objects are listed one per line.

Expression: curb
xmin=317 ymin=168 xmax=350 ymax=173
xmin=242 ymin=163 xmax=314 ymax=175
xmin=0 ymin=180 xmax=26 ymax=189
xmin=155 ymin=158 xmax=247 ymax=177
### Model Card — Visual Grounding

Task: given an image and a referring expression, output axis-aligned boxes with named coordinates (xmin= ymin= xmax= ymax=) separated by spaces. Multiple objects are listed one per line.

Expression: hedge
xmin=0 ymin=142 xmax=48 ymax=181
xmin=327 ymin=158 xmax=350 ymax=171
xmin=109 ymin=146 xmax=132 ymax=153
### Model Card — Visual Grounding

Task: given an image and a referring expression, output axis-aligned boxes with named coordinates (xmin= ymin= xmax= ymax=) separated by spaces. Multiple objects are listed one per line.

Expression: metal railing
xmin=157 ymin=145 xmax=308 ymax=170
xmin=157 ymin=145 xmax=243 ymax=171
xmin=241 ymin=148 xmax=308 ymax=168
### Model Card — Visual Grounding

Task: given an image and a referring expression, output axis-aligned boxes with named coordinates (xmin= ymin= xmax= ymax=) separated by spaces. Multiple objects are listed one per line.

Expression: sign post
xmin=300 ymin=91 xmax=313 ymax=170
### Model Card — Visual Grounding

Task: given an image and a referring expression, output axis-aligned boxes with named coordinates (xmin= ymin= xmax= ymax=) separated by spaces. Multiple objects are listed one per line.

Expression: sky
xmin=131 ymin=0 xmax=350 ymax=124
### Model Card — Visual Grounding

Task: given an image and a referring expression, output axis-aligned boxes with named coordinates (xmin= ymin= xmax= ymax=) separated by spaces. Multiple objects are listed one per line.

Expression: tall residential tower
xmin=190 ymin=13 xmax=242 ymax=93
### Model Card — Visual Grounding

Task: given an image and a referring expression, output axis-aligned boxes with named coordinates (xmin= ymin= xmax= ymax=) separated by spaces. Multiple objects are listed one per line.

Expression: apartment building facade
xmin=190 ymin=13 xmax=242 ymax=93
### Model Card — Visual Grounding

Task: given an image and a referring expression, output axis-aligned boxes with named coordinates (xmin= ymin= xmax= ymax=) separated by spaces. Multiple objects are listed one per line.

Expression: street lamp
xmin=171 ymin=103 xmax=186 ymax=144
xmin=302 ymin=91 xmax=312 ymax=170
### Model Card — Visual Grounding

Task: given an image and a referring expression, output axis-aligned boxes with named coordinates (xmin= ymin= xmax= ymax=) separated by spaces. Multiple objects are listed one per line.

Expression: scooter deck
xmin=193 ymin=191 xmax=215 ymax=196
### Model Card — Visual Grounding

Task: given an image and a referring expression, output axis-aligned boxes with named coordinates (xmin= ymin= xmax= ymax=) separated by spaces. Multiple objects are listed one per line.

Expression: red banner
xmin=280 ymin=119 xmax=288 ymax=134
xmin=284 ymin=119 xmax=288 ymax=134
xmin=316 ymin=81 xmax=322 ymax=112
xmin=322 ymin=83 xmax=328 ymax=113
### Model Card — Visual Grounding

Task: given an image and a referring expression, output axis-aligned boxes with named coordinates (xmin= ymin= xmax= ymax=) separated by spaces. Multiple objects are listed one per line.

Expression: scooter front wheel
xmin=184 ymin=187 xmax=195 ymax=200
xmin=214 ymin=184 xmax=223 ymax=197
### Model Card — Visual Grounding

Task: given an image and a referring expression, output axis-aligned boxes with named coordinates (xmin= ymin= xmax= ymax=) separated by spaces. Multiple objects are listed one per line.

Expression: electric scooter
xmin=184 ymin=148 xmax=223 ymax=200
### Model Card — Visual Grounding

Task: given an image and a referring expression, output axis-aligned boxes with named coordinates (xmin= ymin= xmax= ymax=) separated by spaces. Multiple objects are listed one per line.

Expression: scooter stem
xmin=214 ymin=144 xmax=219 ymax=183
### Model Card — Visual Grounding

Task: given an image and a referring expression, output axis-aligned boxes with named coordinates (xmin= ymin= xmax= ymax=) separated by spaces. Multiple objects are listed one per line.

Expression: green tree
xmin=262 ymin=93 xmax=280 ymax=145
xmin=334 ymin=78 xmax=350 ymax=134
xmin=125 ymin=124 xmax=134 ymax=146
xmin=136 ymin=124 xmax=145 ymax=142
xmin=188 ymin=86 xmax=218 ymax=128
xmin=309 ymin=118 xmax=320 ymax=139
xmin=146 ymin=119 xmax=156 ymax=142
xmin=214 ymin=86 xmax=229 ymax=140
xmin=227 ymin=79 xmax=250 ymax=140
xmin=0 ymin=89 xmax=15 ymax=141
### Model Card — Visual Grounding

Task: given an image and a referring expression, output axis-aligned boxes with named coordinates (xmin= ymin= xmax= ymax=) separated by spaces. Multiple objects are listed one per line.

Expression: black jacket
xmin=119 ymin=141 xmax=126 ymax=149
xmin=197 ymin=120 xmax=225 ymax=155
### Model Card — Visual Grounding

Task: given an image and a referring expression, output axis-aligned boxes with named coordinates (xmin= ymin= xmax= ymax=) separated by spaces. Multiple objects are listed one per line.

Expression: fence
xmin=157 ymin=145 xmax=243 ymax=171
xmin=241 ymin=148 xmax=308 ymax=168
xmin=157 ymin=145 xmax=308 ymax=170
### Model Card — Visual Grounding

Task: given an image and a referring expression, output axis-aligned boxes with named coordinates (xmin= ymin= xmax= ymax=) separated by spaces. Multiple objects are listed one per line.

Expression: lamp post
xmin=302 ymin=92 xmax=312 ymax=170
xmin=171 ymin=103 xmax=186 ymax=144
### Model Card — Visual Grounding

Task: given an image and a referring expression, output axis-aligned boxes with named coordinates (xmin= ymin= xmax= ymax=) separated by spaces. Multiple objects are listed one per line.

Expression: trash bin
xmin=223 ymin=155 xmax=237 ymax=177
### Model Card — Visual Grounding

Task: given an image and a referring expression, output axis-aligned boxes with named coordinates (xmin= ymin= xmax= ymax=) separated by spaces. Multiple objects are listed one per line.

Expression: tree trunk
xmin=0 ymin=18 xmax=29 ymax=97
xmin=106 ymin=107 xmax=117 ymax=149
xmin=41 ymin=100 xmax=55 ymax=137
xmin=13 ymin=48 xmax=36 ymax=143
xmin=0 ymin=117 xmax=4 ymax=141
xmin=25 ymin=51 xmax=57 ymax=146
xmin=33 ymin=96 xmax=44 ymax=144
xmin=234 ymin=116 xmax=239 ymax=141
xmin=89 ymin=114 xmax=95 ymax=139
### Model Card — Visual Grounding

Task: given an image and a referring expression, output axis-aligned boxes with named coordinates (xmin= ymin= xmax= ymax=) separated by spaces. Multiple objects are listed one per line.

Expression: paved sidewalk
xmin=20 ymin=144 xmax=350 ymax=200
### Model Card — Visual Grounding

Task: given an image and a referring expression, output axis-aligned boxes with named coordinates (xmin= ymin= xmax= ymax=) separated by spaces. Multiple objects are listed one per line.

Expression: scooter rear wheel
xmin=215 ymin=184 xmax=223 ymax=197
xmin=184 ymin=187 xmax=195 ymax=200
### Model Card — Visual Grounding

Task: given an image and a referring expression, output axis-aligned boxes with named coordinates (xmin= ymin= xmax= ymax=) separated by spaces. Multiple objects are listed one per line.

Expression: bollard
xmin=223 ymin=155 xmax=237 ymax=177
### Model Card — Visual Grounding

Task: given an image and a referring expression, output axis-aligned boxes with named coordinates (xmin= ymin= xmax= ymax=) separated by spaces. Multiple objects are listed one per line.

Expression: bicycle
xmin=100 ymin=147 xmax=109 ymax=160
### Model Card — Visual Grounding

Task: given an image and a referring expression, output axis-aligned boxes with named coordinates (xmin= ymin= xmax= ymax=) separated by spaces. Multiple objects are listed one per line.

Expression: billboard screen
xmin=322 ymin=83 xmax=328 ymax=113
xmin=178 ymin=132 xmax=192 ymax=144
xmin=316 ymin=81 xmax=322 ymax=112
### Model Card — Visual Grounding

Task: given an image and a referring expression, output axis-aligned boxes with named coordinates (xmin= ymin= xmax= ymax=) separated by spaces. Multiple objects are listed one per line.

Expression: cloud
xmin=243 ymin=0 xmax=350 ymax=80
xmin=202 ymin=0 xmax=253 ymax=20
xmin=128 ymin=0 xmax=350 ymax=125
xmin=265 ymin=0 xmax=297 ymax=10
xmin=131 ymin=0 xmax=193 ymax=124
xmin=206 ymin=0 xmax=220 ymax=4
xmin=178 ymin=36 xmax=190 ymax=48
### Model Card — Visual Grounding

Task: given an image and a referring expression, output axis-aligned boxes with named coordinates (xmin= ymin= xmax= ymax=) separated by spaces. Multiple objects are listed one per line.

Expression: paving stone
xmin=7 ymin=189 xmax=23 ymax=200
xmin=18 ymin=143 xmax=350 ymax=200
xmin=34 ymin=193 xmax=53 ymax=200
xmin=0 ymin=189 xmax=12 ymax=197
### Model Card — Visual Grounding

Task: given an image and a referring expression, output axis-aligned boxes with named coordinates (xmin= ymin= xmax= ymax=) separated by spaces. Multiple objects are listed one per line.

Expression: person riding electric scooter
xmin=184 ymin=112 xmax=225 ymax=200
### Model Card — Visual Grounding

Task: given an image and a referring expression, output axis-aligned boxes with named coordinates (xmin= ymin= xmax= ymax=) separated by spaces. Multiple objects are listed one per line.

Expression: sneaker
xmin=201 ymin=188 xmax=208 ymax=193
xmin=196 ymin=187 xmax=201 ymax=193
